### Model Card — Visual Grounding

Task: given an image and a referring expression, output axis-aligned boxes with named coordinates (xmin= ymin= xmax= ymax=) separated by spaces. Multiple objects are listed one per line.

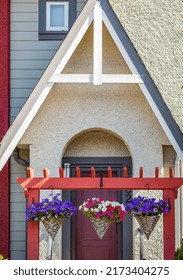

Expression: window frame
xmin=39 ymin=0 xmax=76 ymax=41
xmin=46 ymin=1 xmax=69 ymax=32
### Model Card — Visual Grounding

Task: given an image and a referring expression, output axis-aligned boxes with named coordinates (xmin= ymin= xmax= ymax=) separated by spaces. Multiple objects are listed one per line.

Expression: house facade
xmin=0 ymin=0 xmax=183 ymax=260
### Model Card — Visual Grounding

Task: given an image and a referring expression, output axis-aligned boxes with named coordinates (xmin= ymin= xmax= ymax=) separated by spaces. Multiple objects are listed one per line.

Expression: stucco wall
xmin=109 ymin=0 xmax=183 ymax=133
xmin=64 ymin=131 xmax=130 ymax=157
xmin=20 ymin=23 xmax=170 ymax=259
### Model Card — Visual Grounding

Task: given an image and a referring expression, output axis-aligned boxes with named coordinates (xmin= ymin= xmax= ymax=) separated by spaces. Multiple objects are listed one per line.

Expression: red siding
xmin=0 ymin=0 xmax=10 ymax=258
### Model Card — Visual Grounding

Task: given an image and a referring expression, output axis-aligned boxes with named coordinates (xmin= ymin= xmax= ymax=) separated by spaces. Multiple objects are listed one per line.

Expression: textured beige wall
xmin=64 ymin=131 xmax=130 ymax=157
xmin=109 ymin=0 xmax=183 ymax=133
xmin=20 ymin=23 xmax=171 ymax=259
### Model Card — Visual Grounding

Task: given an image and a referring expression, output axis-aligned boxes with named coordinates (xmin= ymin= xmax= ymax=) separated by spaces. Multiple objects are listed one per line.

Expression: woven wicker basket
xmin=90 ymin=218 xmax=111 ymax=239
xmin=42 ymin=217 xmax=64 ymax=240
xmin=135 ymin=215 xmax=160 ymax=239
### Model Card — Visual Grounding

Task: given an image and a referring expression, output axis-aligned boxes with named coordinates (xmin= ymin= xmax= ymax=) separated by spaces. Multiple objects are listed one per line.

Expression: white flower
xmin=84 ymin=207 xmax=88 ymax=212
xmin=104 ymin=201 xmax=110 ymax=206
xmin=79 ymin=205 xmax=82 ymax=210
xmin=102 ymin=207 xmax=107 ymax=212
xmin=91 ymin=208 xmax=94 ymax=212
xmin=94 ymin=208 xmax=99 ymax=212
xmin=121 ymin=204 xmax=125 ymax=211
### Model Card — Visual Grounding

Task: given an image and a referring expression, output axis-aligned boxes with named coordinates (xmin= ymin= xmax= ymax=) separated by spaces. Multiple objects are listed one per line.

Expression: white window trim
xmin=46 ymin=2 xmax=69 ymax=31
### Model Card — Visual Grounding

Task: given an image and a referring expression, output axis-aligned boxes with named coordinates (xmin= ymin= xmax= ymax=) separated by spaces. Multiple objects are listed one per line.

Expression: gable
xmin=0 ymin=0 xmax=183 ymax=171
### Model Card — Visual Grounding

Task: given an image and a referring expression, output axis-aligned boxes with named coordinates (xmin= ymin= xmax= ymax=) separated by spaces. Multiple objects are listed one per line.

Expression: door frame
xmin=62 ymin=157 xmax=133 ymax=260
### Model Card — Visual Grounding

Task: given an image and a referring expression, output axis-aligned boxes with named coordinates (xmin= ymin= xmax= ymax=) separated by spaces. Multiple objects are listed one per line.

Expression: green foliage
xmin=0 ymin=254 xmax=4 ymax=260
xmin=174 ymin=241 xmax=183 ymax=260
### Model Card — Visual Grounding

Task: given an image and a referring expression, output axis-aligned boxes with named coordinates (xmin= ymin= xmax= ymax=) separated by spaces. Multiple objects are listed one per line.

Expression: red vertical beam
xmin=91 ymin=166 xmax=96 ymax=178
xmin=76 ymin=167 xmax=80 ymax=177
xmin=0 ymin=0 xmax=10 ymax=259
xmin=163 ymin=189 xmax=175 ymax=260
xmin=27 ymin=189 xmax=40 ymax=260
xmin=123 ymin=166 xmax=127 ymax=178
xmin=108 ymin=166 xmax=112 ymax=178
xmin=59 ymin=167 xmax=64 ymax=178
xmin=139 ymin=167 xmax=143 ymax=178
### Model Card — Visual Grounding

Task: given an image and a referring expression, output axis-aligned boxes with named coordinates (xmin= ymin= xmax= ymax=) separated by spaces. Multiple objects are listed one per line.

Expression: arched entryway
xmin=62 ymin=129 xmax=133 ymax=260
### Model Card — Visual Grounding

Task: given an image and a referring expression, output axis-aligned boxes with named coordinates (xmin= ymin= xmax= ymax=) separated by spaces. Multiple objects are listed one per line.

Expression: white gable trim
xmin=0 ymin=0 xmax=182 ymax=171
xmin=49 ymin=74 xmax=143 ymax=83
xmin=93 ymin=1 xmax=103 ymax=85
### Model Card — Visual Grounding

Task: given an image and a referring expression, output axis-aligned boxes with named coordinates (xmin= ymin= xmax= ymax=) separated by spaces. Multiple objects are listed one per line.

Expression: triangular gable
xmin=0 ymin=0 xmax=183 ymax=170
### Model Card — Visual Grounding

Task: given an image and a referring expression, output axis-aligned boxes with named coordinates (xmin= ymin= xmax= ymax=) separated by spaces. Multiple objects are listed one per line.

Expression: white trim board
xmin=0 ymin=0 xmax=182 ymax=171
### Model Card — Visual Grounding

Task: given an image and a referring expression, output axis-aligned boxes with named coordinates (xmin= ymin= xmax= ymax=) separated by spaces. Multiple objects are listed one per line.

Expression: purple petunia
xmin=125 ymin=196 xmax=169 ymax=216
xmin=26 ymin=193 xmax=77 ymax=222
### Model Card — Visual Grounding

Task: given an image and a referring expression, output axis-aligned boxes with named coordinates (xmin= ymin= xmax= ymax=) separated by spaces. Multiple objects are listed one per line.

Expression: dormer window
xmin=39 ymin=0 xmax=76 ymax=40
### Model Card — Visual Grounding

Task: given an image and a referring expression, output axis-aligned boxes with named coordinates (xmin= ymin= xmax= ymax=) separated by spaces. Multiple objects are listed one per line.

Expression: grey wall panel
xmin=11 ymin=41 xmax=60 ymax=50
xmin=11 ymin=212 xmax=26 ymax=222
xmin=11 ymin=3 xmax=38 ymax=13
xmin=11 ymin=79 xmax=39 ymax=88
xmin=11 ymin=98 xmax=26 ymax=108
xmin=11 ymin=242 xmax=26 ymax=251
xmin=11 ymin=222 xmax=26 ymax=232
xmin=11 ymin=203 xmax=26 ymax=212
xmin=11 ymin=12 xmax=38 ymax=22
xmin=10 ymin=155 xmax=27 ymax=260
xmin=11 ymin=51 xmax=54 ymax=60
xmin=11 ymin=89 xmax=34 ymax=98
xmin=11 ymin=22 xmax=38 ymax=32
xmin=11 ymin=251 xmax=26 ymax=260
xmin=11 ymin=32 xmax=38 ymax=41
xmin=10 ymin=192 xmax=25 ymax=203
xmin=11 ymin=60 xmax=50 ymax=70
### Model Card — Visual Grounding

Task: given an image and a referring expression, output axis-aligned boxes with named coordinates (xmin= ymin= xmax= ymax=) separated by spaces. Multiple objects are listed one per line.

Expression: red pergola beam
xmin=17 ymin=177 xmax=183 ymax=193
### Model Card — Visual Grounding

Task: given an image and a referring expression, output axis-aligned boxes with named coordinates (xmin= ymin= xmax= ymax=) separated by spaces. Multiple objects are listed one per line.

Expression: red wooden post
xmin=91 ymin=166 xmax=96 ymax=177
xmin=43 ymin=167 xmax=49 ymax=177
xmin=27 ymin=167 xmax=34 ymax=178
xmin=59 ymin=167 xmax=64 ymax=178
xmin=163 ymin=189 xmax=175 ymax=260
xmin=123 ymin=166 xmax=127 ymax=178
xmin=139 ymin=167 xmax=143 ymax=178
xmin=169 ymin=167 xmax=173 ymax=178
xmin=27 ymin=189 xmax=40 ymax=260
xmin=76 ymin=167 xmax=80 ymax=177
xmin=155 ymin=167 xmax=159 ymax=178
xmin=108 ymin=166 xmax=112 ymax=178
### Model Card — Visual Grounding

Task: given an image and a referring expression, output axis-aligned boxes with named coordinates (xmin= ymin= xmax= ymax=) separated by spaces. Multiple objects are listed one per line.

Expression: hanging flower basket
xmin=125 ymin=196 xmax=169 ymax=239
xmin=79 ymin=197 xmax=126 ymax=239
xmin=26 ymin=193 xmax=77 ymax=240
